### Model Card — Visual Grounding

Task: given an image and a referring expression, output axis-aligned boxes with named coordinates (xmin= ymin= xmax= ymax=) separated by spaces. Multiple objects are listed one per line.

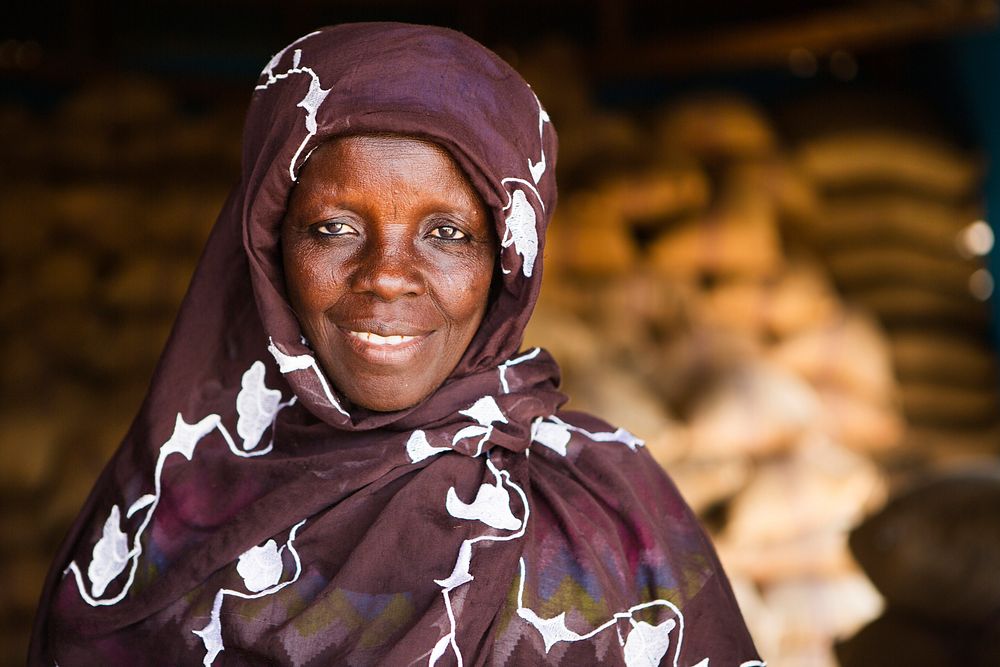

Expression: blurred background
xmin=3 ymin=1 xmax=1000 ymax=665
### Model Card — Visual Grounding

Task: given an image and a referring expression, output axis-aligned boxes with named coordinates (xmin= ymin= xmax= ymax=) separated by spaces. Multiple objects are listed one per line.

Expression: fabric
xmin=30 ymin=23 xmax=761 ymax=667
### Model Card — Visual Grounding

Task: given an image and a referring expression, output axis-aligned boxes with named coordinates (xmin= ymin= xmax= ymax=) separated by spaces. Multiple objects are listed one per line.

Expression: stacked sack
xmin=791 ymin=128 xmax=999 ymax=466
xmin=526 ymin=93 xmax=898 ymax=666
xmin=839 ymin=469 xmax=1000 ymax=666
xmin=0 ymin=77 xmax=238 ymax=664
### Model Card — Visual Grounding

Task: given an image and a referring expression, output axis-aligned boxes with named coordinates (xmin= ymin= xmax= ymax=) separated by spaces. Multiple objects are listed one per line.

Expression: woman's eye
xmin=315 ymin=221 xmax=356 ymax=236
xmin=430 ymin=225 xmax=467 ymax=240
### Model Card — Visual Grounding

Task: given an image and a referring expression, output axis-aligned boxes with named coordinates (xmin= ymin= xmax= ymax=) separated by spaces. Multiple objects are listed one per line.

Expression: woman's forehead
xmin=295 ymin=135 xmax=487 ymax=212
xmin=307 ymin=135 xmax=458 ymax=179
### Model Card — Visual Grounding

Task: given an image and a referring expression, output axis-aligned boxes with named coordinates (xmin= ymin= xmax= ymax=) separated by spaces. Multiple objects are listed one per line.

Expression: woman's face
xmin=282 ymin=135 xmax=496 ymax=412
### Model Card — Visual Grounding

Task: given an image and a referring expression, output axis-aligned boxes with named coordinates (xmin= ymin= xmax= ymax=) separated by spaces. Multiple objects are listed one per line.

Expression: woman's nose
xmin=349 ymin=237 xmax=426 ymax=301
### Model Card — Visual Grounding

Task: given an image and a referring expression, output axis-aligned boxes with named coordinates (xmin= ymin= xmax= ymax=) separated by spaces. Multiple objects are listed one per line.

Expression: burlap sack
xmin=797 ymin=130 xmax=981 ymax=199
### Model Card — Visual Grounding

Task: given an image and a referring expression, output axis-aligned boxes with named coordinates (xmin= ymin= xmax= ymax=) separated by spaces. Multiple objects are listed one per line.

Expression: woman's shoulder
xmin=511 ymin=409 xmax=763 ymax=665
xmin=530 ymin=408 xmax=687 ymax=506
xmin=524 ymin=407 xmax=721 ymax=559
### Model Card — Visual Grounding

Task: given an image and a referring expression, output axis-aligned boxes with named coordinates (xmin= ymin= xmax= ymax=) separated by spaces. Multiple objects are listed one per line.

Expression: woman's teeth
xmin=348 ymin=331 xmax=416 ymax=346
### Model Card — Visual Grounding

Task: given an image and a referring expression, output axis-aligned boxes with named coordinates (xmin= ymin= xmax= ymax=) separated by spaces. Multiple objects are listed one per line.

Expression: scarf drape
xmin=30 ymin=23 xmax=760 ymax=666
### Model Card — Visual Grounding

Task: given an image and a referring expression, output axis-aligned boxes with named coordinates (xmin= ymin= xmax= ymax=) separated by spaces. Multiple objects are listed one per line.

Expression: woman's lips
xmin=338 ymin=326 xmax=430 ymax=364
xmin=347 ymin=331 xmax=416 ymax=346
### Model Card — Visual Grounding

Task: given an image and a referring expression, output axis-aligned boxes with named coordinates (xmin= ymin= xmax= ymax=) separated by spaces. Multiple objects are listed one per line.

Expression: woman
xmin=30 ymin=23 xmax=761 ymax=666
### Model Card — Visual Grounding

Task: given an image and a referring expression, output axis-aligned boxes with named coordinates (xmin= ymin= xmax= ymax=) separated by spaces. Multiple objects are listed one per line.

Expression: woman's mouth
xmin=347 ymin=331 xmax=417 ymax=346
xmin=338 ymin=326 xmax=430 ymax=365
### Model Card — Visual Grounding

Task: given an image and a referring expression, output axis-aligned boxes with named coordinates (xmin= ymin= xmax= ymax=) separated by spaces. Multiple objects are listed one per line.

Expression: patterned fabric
xmin=30 ymin=23 xmax=761 ymax=666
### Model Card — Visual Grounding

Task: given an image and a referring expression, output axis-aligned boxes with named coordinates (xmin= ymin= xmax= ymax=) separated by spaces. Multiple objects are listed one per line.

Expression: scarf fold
xmin=30 ymin=23 xmax=760 ymax=667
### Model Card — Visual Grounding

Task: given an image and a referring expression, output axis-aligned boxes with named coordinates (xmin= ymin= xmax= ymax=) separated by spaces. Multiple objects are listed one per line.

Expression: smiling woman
xmin=30 ymin=23 xmax=760 ymax=667
xmin=282 ymin=135 xmax=496 ymax=412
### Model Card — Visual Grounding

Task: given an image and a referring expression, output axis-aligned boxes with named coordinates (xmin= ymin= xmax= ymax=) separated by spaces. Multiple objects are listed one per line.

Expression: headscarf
xmin=30 ymin=23 xmax=760 ymax=666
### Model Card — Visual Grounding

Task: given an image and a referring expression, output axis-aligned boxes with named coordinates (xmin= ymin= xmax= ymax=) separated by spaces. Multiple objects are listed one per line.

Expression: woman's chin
xmin=343 ymin=386 xmax=428 ymax=413
xmin=327 ymin=364 xmax=438 ymax=412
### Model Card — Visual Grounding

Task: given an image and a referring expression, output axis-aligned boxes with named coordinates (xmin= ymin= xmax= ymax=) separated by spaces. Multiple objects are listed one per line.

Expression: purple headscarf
xmin=30 ymin=23 xmax=760 ymax=666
